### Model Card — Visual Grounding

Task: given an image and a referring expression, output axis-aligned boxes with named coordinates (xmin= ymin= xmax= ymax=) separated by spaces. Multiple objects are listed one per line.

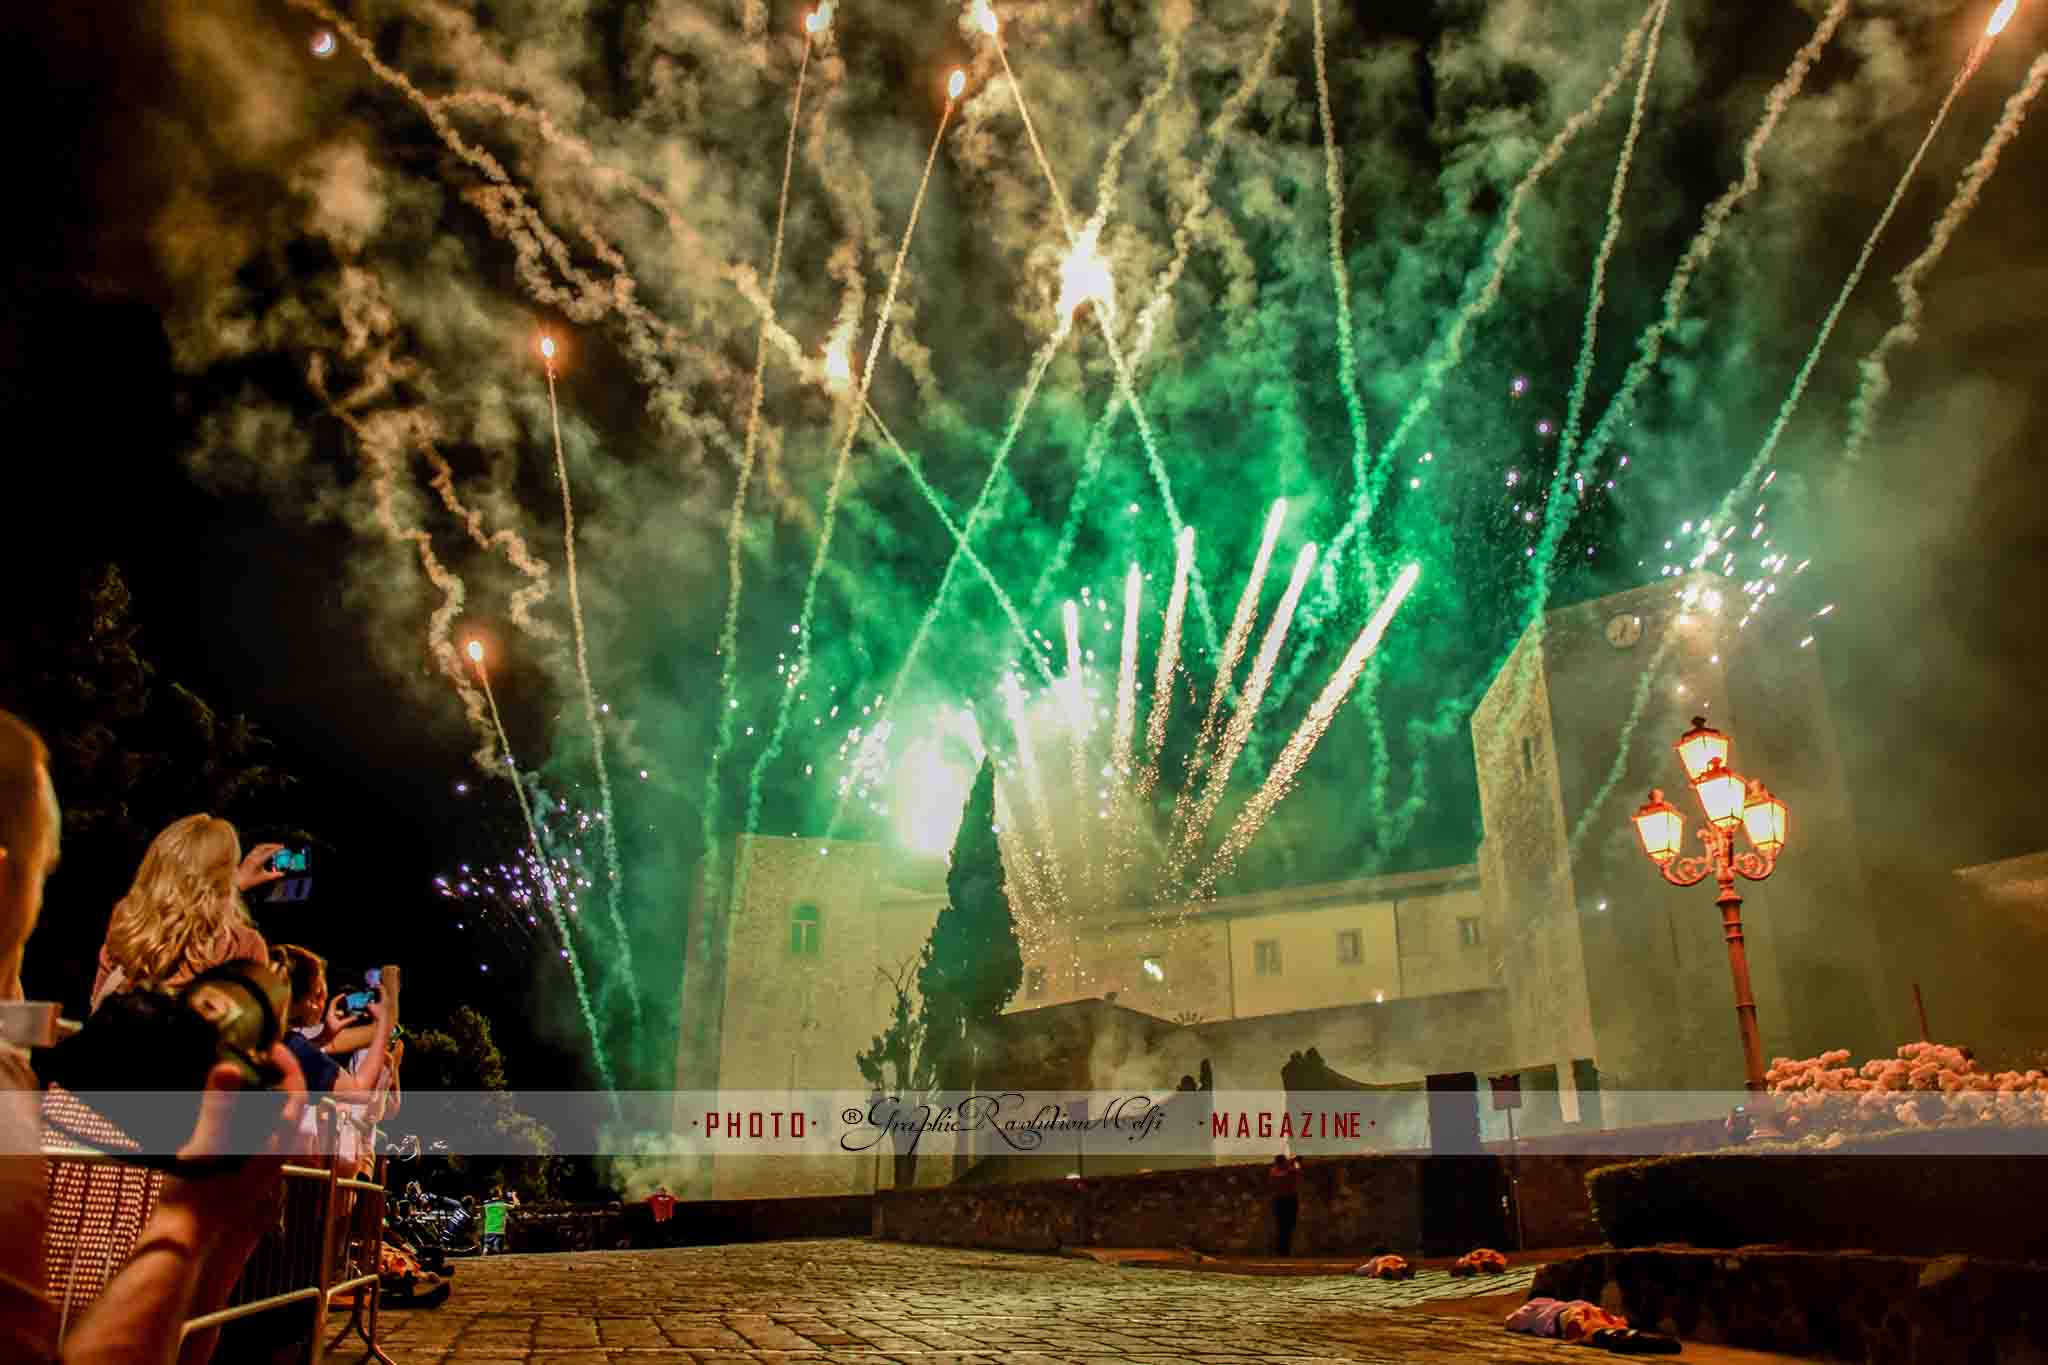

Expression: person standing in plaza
xmin=1268 ymin=1152 xmax=1303 ymax=1257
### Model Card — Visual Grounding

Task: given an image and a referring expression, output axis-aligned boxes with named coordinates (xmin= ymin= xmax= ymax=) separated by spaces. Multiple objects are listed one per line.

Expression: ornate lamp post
xmin=1631 ymin=718 xmax=1790 ymax=1093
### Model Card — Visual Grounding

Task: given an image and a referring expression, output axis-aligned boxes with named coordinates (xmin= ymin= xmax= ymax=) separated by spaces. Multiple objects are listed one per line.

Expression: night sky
xmin=4 ymin=0 xmax=2045 ymax=1089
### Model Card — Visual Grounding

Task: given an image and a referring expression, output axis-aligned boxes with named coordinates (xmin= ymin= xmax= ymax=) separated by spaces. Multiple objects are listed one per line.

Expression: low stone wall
xmin=876 ymin=1156 xmax=1425 ymax=1255
xmin=1532 ymin=1248 xmax=2048 ymax=1363
xmin=625 ymin=1194 xmax=872 ymax=1248
xmin=509 ymin=1194 xmax=871 ymax=1253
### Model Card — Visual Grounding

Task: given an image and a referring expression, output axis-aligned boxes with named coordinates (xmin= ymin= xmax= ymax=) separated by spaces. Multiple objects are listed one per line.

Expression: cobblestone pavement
xmin=360 ymin=1241 xmax=1588 ymax=1364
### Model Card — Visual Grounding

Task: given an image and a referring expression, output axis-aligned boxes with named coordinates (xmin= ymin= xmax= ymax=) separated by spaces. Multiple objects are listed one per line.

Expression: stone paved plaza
xmin=361 ymin=1241 xmax=1586 ymax=1364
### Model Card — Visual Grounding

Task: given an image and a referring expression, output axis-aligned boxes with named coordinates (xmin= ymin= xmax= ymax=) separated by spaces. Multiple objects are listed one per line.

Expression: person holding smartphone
xmin=268 ymin=945 xmax=398 ymax=1098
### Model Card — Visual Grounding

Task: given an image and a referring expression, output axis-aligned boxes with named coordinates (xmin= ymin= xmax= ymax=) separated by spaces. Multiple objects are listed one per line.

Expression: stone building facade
xmin=677 ymin=575 xmax=2034 ymax=1195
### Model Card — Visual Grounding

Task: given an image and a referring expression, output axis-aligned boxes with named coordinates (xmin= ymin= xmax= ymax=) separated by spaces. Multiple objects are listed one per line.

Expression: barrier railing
xmin=41 ymin=1095 xmax=399 ymax=1363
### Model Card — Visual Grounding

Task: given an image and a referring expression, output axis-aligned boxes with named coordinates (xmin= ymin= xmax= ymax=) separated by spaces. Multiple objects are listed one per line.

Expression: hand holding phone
xmin=269 ymin=847 xmax=309 ymax=874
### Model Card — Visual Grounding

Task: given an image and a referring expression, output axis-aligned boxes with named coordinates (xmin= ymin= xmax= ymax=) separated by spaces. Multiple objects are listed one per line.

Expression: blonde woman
xmin=90 ymin=814 xmax=285 ymax=1010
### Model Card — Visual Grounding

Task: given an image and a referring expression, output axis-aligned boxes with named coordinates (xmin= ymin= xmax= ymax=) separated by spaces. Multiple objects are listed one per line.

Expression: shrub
xmin=1765 ymin=1041 xmax=2048 ymax=1141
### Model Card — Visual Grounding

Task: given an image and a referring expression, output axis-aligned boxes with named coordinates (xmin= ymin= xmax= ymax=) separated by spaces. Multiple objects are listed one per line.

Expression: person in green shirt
xmin=482 ymin=1189 xmax=510 ymax=1254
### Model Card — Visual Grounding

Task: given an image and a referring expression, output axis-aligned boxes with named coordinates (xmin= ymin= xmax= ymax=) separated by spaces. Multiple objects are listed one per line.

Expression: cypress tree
xmin=916 ymin=759 xmax=1022 ymax=1091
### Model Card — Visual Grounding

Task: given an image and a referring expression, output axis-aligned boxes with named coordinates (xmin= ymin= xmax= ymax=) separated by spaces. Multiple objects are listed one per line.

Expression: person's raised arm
xmin=331 ymin=965 xmax=397 ymax=1100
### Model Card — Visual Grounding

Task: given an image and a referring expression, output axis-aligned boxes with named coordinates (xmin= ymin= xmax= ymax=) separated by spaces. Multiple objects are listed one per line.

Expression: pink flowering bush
xmin=1764 ymin=1041 xmax=2048 ymax=1138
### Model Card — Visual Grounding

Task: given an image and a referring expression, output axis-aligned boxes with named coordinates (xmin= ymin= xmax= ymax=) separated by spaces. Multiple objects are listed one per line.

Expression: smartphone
xmin=270 ymin=847 xmax=310 ymax=873
xmin=342 ymin=986 xmax=379 ymax=1014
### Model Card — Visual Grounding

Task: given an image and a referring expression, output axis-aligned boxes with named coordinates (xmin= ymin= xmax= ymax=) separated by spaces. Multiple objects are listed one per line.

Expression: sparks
xmin=1056 ymin=223 xmax=1114 ymax=319
xmin=1989 ymin=0 xmax=2019 ymax=35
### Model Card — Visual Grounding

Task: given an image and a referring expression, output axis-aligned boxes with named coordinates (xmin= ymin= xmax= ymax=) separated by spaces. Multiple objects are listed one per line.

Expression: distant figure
xmin=648 ymin=1184 xmax=676 ymax=1226
xmin=1725 ymin=1105 xmax=1754 ymax=1143
xmin=481 ymin=1188 xmax=510 ymax=1255
xmin=1269 ymin=1153 xmax=1303 ymax=1257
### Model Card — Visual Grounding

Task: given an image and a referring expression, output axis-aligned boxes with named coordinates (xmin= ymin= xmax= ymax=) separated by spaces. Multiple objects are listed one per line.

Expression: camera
xmin=34 ymin=959 xmax=293 ymax=1166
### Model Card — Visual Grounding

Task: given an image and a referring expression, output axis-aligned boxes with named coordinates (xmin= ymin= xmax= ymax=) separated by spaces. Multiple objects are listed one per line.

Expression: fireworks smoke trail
xmin=702 ymin=22 xmax=818 ymax=932
xmin=1712 ymin=21 xmax=2004 ymax=529
xmin=1503 ymin=0 xmax=1671 ymax=687
xmin=1139 ymin=527 xmax=1196 ymax=802
xmin=1171 ymin=499 xmax=1277 ymax=863
xmin=541 ymin=342 xmax=640 ymax=1027
xmin=1308 ymin=0 xmax=1370 ymax=497
xmin=1555 ymin=0 xmax=1671 ymax=480
xmin=1565 ymin=626 xmax=1682 ymax=858
xmin=1198 ymin=564 xmax=1421 ymax=896
xmin=1563 ymin=0 xmax=1851 ymax=500
xmin=1182 ymin=542 xmax=1319 ymax=862
xmin=745 ymin=81 xmax=961 ymax=836
xmin=1267 ymin=0 xmax=1666 ymax=718
xmin=469 ymin=642 xmax=616 ymax=1090
xmin=307 ymin=357 xmax=494 ymax=769
xmin=1028 ymin=0 xmax=1289 ymax=614
xmin=1308 ymin=0 xmax=1666 ymax=592
xmin=1843 ymin=50 xmax=2048 ymax=467
xmin=980 ymin=3 xmax=1220 ymax=652
xmin=419 ymin=440 xmax=557 ymax=640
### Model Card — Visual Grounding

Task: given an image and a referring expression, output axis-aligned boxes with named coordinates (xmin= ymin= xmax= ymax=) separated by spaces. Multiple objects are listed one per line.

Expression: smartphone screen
xmin=270 ymin=848 xmax=309 ymax=873
xmin=365 ymin=967 xmax=382 ymax=989
xmin=342 ymin=990 xmax=374 ymax=1014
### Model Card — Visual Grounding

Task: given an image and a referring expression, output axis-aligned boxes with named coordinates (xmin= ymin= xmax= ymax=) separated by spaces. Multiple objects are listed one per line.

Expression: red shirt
xmin=648 ymin=1192 xmax=676 ymax=1224
xmin=1269 ymin=1161 xmax=1300 ymax=1196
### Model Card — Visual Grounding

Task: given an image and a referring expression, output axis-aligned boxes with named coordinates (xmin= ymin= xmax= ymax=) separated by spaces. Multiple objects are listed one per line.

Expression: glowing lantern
xmin=1741 ymin=779 xmax=1788 ymax=855
xmin=1673 ymin=715 xmax=1729 ymax=783
xmin=1692 ymin=757 xmax=1746 ymax=830
xmin=1633 ymin=790 xmax=1685 ymax=864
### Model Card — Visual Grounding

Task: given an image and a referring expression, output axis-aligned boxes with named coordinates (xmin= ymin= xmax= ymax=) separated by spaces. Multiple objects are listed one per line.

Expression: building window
xmin=790 ymin=902 xmax=820 ymax=955
xmin=1522 ymin=736 xmax=1537 ymax=777
xmin=1336 ymin=929 xmax=1362 ymax=965
xmin=1026 ymin=965 xmax=1046 ymax=998
xmin=1254 ymin=939 xmax=1282 ymax=976
xmin=1458 ymin=916 xmax=1482 ymax=948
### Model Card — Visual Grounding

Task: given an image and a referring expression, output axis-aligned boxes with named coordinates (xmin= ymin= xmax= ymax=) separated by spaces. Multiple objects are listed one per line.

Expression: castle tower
xmin=1474 ymin=574 xmax=1882 ymax=1124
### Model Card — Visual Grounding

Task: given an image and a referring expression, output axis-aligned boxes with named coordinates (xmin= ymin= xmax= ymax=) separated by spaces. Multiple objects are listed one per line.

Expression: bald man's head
xmin=0 ymin=710 xmax=58 ymax=970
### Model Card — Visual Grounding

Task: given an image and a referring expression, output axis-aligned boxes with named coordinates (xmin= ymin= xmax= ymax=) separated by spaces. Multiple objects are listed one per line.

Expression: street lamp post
xmin=1631 ymin=718 xmax=1790 ymax=1094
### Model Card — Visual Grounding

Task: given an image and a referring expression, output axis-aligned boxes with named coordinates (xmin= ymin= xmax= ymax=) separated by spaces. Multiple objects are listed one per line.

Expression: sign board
xmin=1490 ymin=1073 xmax=1523 ymax=1111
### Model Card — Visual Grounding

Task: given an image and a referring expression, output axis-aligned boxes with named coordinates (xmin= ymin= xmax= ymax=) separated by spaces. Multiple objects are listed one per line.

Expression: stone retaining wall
xmin=1532 ymin=1247 xmax=2048 ymax=1363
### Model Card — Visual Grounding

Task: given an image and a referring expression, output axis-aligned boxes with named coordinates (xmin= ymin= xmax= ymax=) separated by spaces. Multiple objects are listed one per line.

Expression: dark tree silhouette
xmin=916 ymin=760 xmax=1022 ymax=1096
xmin=0 ymin=564 xmax=291 ymax=1004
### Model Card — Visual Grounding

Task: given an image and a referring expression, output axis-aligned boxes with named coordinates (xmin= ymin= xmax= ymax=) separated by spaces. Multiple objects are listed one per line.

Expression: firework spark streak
xmin=1169 ymin=500 xmax=1286 ymax=861
xmin=1109 ymin=561 xmax=1144 ymax=865
xmin=1198 ymin=564 xmax=1421 ymax=897
xmin=1029 ymin=0 xmax=1290 ymax=615
xmin=1003 ymin=672 xmax=1066 ymax=911
xmin=1309 ymin=0 xmax=1370 ymax=499
xmin=984 ymin=5 xmax=1220 ymax=652
xmin=746 ymin=85 xmax=960 ymax=836
xmin=1714 ymin=23 xmax=2003 ymax=526
xmin=469 ymin=645 xmax=616 ymax=1091
xmin=541 ymin=347 xmax=640 ymax=1027
xmin=1843 ymin=50 xmax=2048 ymax=467
xmin=1182 ymin=542 xmax=1319 ymax=863
xmin=704 ymin=24 xmax=817 ymax=927
xmin=1138 ymin=527 xmax=1196 ymax=802
xmin=1061 ymin=600 xmax=1093 ymax=894
xmin=859 ymin=399 xmax=1051 ymax=683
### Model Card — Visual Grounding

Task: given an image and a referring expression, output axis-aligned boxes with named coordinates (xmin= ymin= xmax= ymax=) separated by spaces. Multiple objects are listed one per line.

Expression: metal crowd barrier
xmin=41 ymin=1092 xmax=399 ymax=1363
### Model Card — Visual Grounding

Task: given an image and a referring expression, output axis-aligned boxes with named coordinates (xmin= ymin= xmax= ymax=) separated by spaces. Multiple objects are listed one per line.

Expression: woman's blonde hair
xmin=103 ymin=814 xmax=251 ymax=986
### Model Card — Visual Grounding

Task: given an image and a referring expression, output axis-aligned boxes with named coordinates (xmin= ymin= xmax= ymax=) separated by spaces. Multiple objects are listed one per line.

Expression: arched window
xmin=790 ymin=902 xmax=820 ymax=955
